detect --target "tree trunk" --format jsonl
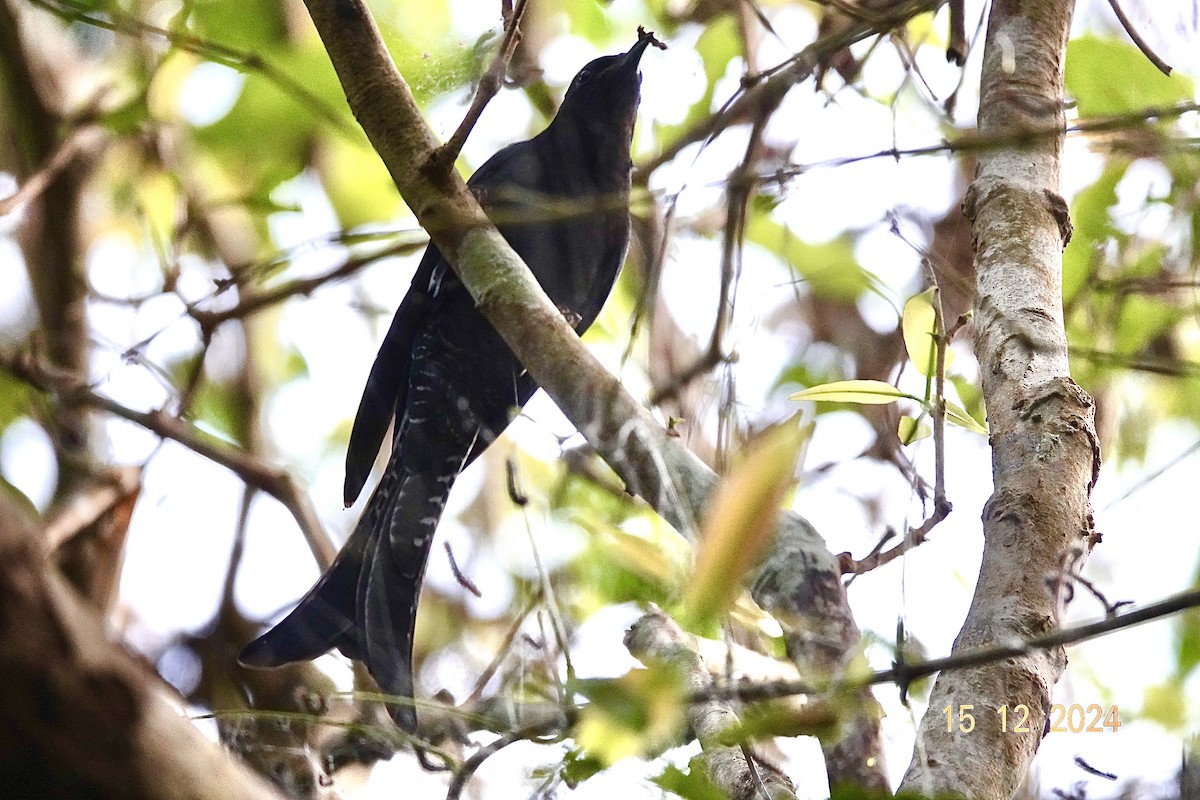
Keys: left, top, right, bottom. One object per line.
{"left": 899, "top": 1, "right": 1103, "bottom": 798}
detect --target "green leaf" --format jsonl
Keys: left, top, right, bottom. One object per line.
{"left": 1141, "top": 679, "right": 1187, "bottom": 730}
{"left": 1062, "top": 163, "right": 1126, "bottom": 304}
{"left": 790, "top": 380, "right": 915, "bottom": 405}
{"left": 652, "top": 763, "right": 727, "bottom": 800}
{"left": 1115, "top": 292, "right": 1182, "bottom": 356}
{"left": 560, "top": 749, "right": 605, "bottom": 788}
{"left": 319, "top": 137, "right": 403, "bottom": 228}
{"left": 681, "top": 419, "right": 808, "bottom": 631}
{"left": 188, "top": 0, "right": 289, "bottom": 51}
{"left": 0, "top": 373, "right": 32, "bottom": 432}
{"left": 944, "top": 400, "right": 988, "bottom": 435}
{"left": 1066, "top": 36, "right": 1194, "bottom": 117}
{"left": 656, "top": 17, "right": 739, "bottom": 155}
{"left": 898, "top": 415, "right": 931, "bottom": 445}
{"left": 901, "top": 288, "right": 954, "bottom": 377}
{"left": 746, "top": 217, "right": 870, "bottom": 301}
{"left": 571, "top": 668, "right": 687, "bottom": 765}
{"left": 1178, "top": 607, "right": 1200, "bottom": 677}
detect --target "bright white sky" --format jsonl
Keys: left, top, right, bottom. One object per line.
{"left": 1, "top": 0, "right": 1198, "bottom": 797}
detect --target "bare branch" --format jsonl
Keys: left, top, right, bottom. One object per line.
{"left": 1, "top": 351, "right": 337, "bottom": 569}
{"left": 696, "top": 584, "right": 1200, "bottom": 704}
{"left": 0, "top": 125, "right": 105, "bottom": 215}
{"left": 429, "top": 0, "right": 531, "bottom": 170}
{"left": 626, "top": 606, "right": 799, "bottom": 800}
{"left": 0, "top": 491, "right": 287, "bottom": 800}
{"left": 1105, "top": 0, "right": 1172, "bottom": 75}
{"left": 191, "top": 238, "right": 424, "bottom": 335}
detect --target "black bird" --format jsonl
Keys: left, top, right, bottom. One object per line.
{"left": 240, "top": 31, "right": 657, "bottom": 733}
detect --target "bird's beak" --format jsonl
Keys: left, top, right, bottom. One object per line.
{"left": 615, "top": 34, "right": 653, "bottom": 75}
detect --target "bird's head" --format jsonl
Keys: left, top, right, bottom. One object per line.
{"left": 556, "top": 28, "right": 664, "bottom": 142}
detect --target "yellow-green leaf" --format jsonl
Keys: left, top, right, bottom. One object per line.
{"left": 572, "top": 668, "right": 686, "bottom": 765}
{"left": 1066, "top": 36, "right": 1194, "bottom": 117}
{"left": 898, "top": 415, "right": 932, "bottom": 445}
{"left": 790, "top": 380, "right": 915, "bottom": 405}
{"left": 901, "top": 288, "right": 953, "bottom": 377}
{"left": 681, "top": 419, "right": 808, "bottom": 630}
{"left": 945, "top": 400, "right": 988, "bottom": 435}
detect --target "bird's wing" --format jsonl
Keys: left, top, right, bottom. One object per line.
{"left": 343, "top": 142, "right": 546, "bottom": 507}
{"left": 343, "top": 246, "right": 442, "bottom": 506}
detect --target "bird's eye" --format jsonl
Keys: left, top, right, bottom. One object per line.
{"left": 576, "top": 67, "right": 595, "bottom": 84}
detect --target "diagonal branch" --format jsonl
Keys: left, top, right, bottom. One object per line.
{"left": 429, "top": 0, "right": 531, "bottom": 170}
{"left": 0, "top": 351, "right": 337, "bottom": 569}
{"left": 1105, "top": 0, "right": 1172, "bottom": 76}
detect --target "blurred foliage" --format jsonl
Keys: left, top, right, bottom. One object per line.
{"left": 3, "top": 0, "right": 1200, "bottom": 795}
{"left": 571, "top": 665, "right": 688, "bottom": 765}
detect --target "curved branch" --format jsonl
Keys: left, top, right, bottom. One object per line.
{"left": 1, "top": 351, "right": 337, "bottom": 569}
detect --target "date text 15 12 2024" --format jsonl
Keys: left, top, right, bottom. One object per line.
{"left": 943, "top": 704, "right": 1121, "bottom": 734}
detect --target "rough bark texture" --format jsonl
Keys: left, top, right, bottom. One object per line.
{"left": 899, "top": 1, "right": 1101, "bottom": 798}
{"left": 625, "top": 607, "right": 798, "bottom": 800}
{"left": 752, "top": 526, "right": 889, "bottom": 791}
{"left": 0, "top": 492, "right": 286, "bottom": 800}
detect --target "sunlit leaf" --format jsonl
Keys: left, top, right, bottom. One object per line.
{"left": 746, "top": 217, "right": 870, "bottom": 301}
{"left": 732, "top": 697, "right": 841, "bottom": 742}
{"left": 944, "top": 400, "right": 988, "bottom": 435}
{"left": 1141, "top": 680, "right": 1187, "bottom": 730}
{"left": 1066, "top": 36, "right": 1194, "bottom": 117}
{"left": 1062, "top": 163, "right": 1125, "bottom": 304}
{"left": 560, "top": 749, "right": 605, "bottom": 788}
{"left": 898, "top": 415, "right": 932, "bottom": 445}
{"left": 319, "top": 136, "right": 403, "bottom": 228}
{"left": 572, "top": 668, "right": 687, "bottom": 765}
{"left": 790, "top": 380, "right": 915, "bottom": 405}
{"left": 682, "top": 419, "right": 808, "bottom": 630}
{"left": 901, "top": 288, "right": 953, "bottom": 377}
{"left": 1178, "top": 606, "right": 1200, "bottom": 677}
{"left": 652, "top": 763, "right": 726, "bottom": 800}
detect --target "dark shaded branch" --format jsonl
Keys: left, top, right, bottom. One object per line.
{"left": 1, "top": 0, "right": 92, "bottom": 493}
{"left": 1105, "top": 0, "right": 1172, "bottom": 75}
{"left": 0, "top": 491, "right": 287, "bottom": 800}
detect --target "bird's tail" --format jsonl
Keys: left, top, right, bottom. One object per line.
{"left": 239, "top": 441, "right": 465, "bottom": 733}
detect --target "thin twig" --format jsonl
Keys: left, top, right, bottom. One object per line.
{"left": 443, "top": 541, "right": 482, "bottom": 598}
{"left": 429, "top": 0, "right": 531, "bottom": 171}
{"left": 190, "top": 239, "right": 424, "bottom": 334}
{"left": 1105, "top": 0, "right": 1172, "bottom": 76}
{"left": 634, "top": 0, "right": 943, "bottom": 180}
{"left": 841, "top": 281, "right": 953, "bottom": 577}
{"left": 2, "top": 351, "right": 337, "bottom": 568}
{"left": 221, "top": 486, "right": 256, "bottom": 609}
{"left": 461, "top": 589, "right": 543, "bottom": 707}
{"left": 30, "top": 0, "right": 356, "bottom": 135}
{"left": 693, "top": 585, "right": 1200, "bottom": 703}
{"left": 648, "top": 346, "right": 733, "bottom": 406}
{"left": 760, "top": 101, "right": 1200, "bottom": 182}
{"left": 1048, "top": 566, "right": 1133, "bottom": 617}
{"left": 0, "top": 125, "right": 105, "bottom": 215}
{"left": 444, "top": 718, "right": 560, "bottom": 800}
